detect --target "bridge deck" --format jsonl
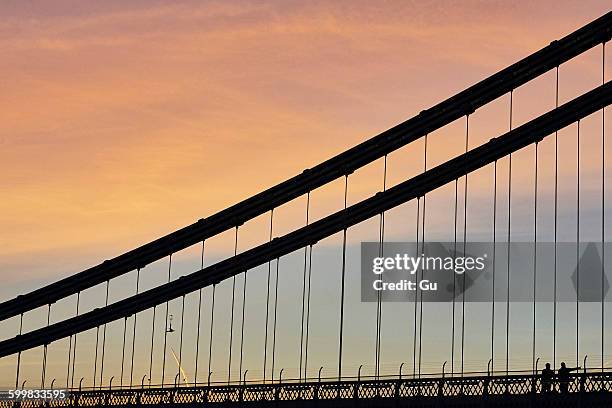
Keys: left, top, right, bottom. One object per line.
{"left": 3, "top": 372, "right": 612, "bottom": 407}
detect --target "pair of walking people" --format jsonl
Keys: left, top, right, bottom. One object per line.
{"left": 540, "top": 362, "right": 581, "bottom": 393}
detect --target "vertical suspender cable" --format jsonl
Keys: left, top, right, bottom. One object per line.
{"left": 194, "top": 243, "right": 205, "bottom": 383}
{"left": 66, "top": 292, "right": 76, "bottom": 388}
{"left": 99, "top": 280, "right": 110, "bottom": 388}
{"left": 208, "top": 284, "right": 216, "bottom": 382}
{"left": 338, "top": 175, "right": 349, "bottom": 381}
{"left": 461, "top": 116, "right": 469, "bottom": 377}
{"left": 93, "top": 282, "right": 108, "bottom": 388}
{"left": 376, "top": 156, "right": 388, "bottom": 379}
{"left": 553, "top": 67, "right": 559, "bottom": 369}
{"left": 506, "top": 91, "right": 513, "bottom": 376}
{"left": 602, "top": 41, "right": 607, "bottom": 372}
{"left": 120, "top": 316, "right": 128, "bottom": 387}
{"left": 161, "top": 255, "right": 173, "bottom": 385}
{"left": 228, "top": 227, "right": 239, "bottom": 384}
{"left": 66, "top": 317, "right": 73, "bottom": 386}
{"left": 178, "top": 294, "right": 186, "bottom": 385}
{"left": 271, "top": 257, "right": 280, "bottom": 382}
{"left": 263, "top": 210, "right": 274, "bottom": 383}
{"left": 66, "top": 292, "right": 80, "bottom": 388}
{"left": 299, "top": 193, "right": 311, "bottom": 382}
{"left": 129, "top": 268, "right": 140, "bottom": 388}
{"left": 66, "top": 335, "right": 72, "bottom": 388}
{"left": 93, "top": 326, "right": 100, "bottom": 387}
{"left": 148, "top": 306, "right": 156, "bottom": 387}
{"left": 15, "top": 313, "right": 23, "bottom": 388}
{"left": 418, "top": 137, "right": 428, "bottom": 377}
{"left": 413, "top": 197, "right": 420, "bottom": 378}
{"left": 491, "top": 160, "right": 497, "bottom": 373}
{"left": 41, "top": 304, "right": 51, "bottom": 388}
{"left": 451, "top": 181, "right": 458, "bottom": 375}
{"left": 238, "top": 261, "right": 250, "bottom": 379}
{"left": 577, "top": 120, "right": 581, "bottom": 368}
{"left": 532, "top": 141, "right": 539, "bottom": 373}
{"left": 304, "top": 244, "right": 314, "bottom": 379}
{"left": 70, "top": 292, "right": 80, "bottom": 388}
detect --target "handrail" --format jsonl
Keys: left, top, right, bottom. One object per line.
{"left": 0, "top": 12, "right": 609, "bottom": 322}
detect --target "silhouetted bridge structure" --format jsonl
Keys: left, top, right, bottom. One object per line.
{"left": 1, "top": 11, "right": 612, "bottom": 408}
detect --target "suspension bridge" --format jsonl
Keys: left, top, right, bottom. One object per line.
{"left": 1, "top": 11, "right": 612, "bottom": 407}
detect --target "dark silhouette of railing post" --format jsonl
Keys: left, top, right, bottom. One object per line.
{"left": 105, "top": 377, "right": 113, "bottom": 406}
{"left": 315, "top": 367, "right": 322, "bottom": 401}
{"left": 396, "top": 363, "right": 405, "bottom": 399}
{"left": 76, "top": 377, "right": 84, "bottom": 408}
{"left": 439, "top": 361, "right": 447, "bottom": 397}
{"left": 275, "top": 369, "right": 283, "bottom": 401}
{"left": 173, "top": 373, "right": 180, "bottom": 403}
{"left": 139, "top": 375, "right": 147, "bottom": 405}
{"left": 239, "top": 370, "right": 247, "bottom": 402}
{"left": 484, "top": 359, "right": 492, "bottom": 397}
{"left": 46, "top": 378, "right": 55, "bottom": 408}
{"left": 205, "top": 372, "right": 212, "bottom": 403}
{"left": 531, "top": 357, "right": 540, "bottom": 395}
{"left": 354, "top": 365, "right": 362, "bottom": 399}
{"left": 580, "top": 355, "right": 588, "bottom": 394}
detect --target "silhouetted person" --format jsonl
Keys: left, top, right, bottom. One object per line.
{"left": 541, "top": 363, "right": 554, "bottom": 393}
{"left": 558, "top": 362, "right": 580, "bottom": 394}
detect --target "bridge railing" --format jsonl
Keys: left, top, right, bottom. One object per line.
{"left": 2, "top": 371, "right": 612, "bottom": 407}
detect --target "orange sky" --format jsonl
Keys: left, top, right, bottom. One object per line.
{"left": 3, "top": 0, "right": 612, "bottom": 389}
{"left": 1, "top": 0, "right": 610, "bottom": 286}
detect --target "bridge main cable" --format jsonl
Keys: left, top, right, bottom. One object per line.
{"left": 0, "top": 12, "right": 609, "bottom": 322}
{"left": 0, "top": 81, "right": 610, "bottom": 358}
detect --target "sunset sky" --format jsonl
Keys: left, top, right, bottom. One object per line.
{"left": 1, "top": 0, "right": 612, "bottom": 388}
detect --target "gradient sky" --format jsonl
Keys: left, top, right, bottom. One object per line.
{"left": 1, "top": 0, "right": 612, "bottom": 388}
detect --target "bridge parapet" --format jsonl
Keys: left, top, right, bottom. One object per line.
{"left": 2, "top": 371, "right": 612, "bottom": 407}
